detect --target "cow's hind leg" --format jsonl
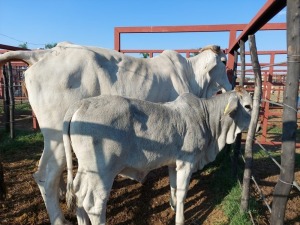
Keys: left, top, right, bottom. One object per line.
{"left": 83, "top": 174, "right": 114, "bottom": 225}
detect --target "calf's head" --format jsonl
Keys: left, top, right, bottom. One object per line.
{"left": 221, "top": 86, "right": 252, "bottom": 144}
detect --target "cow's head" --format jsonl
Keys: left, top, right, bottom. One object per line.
{"left": 194, "top": 45, "right": 232, "bottom": 98}
{"left": 221, "top": 86, "right": 252, "bottom": 144}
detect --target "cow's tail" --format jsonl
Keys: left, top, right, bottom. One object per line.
{"left": 63, "top": 102, "right": 83, "bottom": 212}
{"left": 0, "top": 49, "right": 51, "bottom": 67}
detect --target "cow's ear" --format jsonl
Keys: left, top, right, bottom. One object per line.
{"left": 223, "top": 95, "right": 238, "bottom": 116}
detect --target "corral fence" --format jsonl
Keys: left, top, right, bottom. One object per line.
{"left": 0, "top": 49, "right": 28, "bottom": 101}
{"left": 112, "top": 0, "right": 299, "bottom": 224}
{"left": 114, "top": 24, "right": 299, "bottom": 148}
{"left": 0, "top": 0, "right": 299, "bottom": 224}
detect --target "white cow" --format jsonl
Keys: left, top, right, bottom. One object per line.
{"left": 63, "top": 86, "right": 252, "bottom": 225}
{"left": 0, "top": 42, "right": 231, "bottom": 224}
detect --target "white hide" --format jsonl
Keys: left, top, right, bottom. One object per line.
{"left": 0, "top": 42, "right": 231, "bottom": 224}
{"left": 63, "top": 87, "right": 252, "bottom": 225}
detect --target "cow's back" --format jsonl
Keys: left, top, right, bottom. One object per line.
{"left": 25, "top": 43, "right": 189, "bottom": 130}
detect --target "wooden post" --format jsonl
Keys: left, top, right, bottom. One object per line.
{"left": 270, "top": 0, "right": 299, "bottom": 224}
{"left": 241, "top": 35, "right": 262, "bottom": 212}
{"left": 8, "top": 63, "right": 15, "bottom": 139}
{"left": 2, "top": 65, "right": 10, "bottom": 132}
{"left": 231, "top": 50, "right": 239, "bottom": 177}
{"left": 233, "top": 40, "right": 246, "bottom": 177}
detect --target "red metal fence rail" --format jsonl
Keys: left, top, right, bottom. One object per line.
{"left": 114, "top": 23, "right": 298, "bottom": 146}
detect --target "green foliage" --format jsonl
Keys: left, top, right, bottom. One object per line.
{"left": 45, "top": 43, "right": 57, "bottom": 49}
{"left": 15, "top": 102, "right": 32, "bottom": 113}
{"left": 140, "top": 53, "right": 150, "bottom": 58}
{"left": 201, "top": 147, "right": 260, "bottom": 225}
{"left": 0, "top": 102, "right": 31, "bottom": 115}
{"left": 267, "top": 125, "right": 282, "bottom": 134}
{"left": 221, "top": 185, "right": 252, "bottom": 225}
{"left": 18, "top": 42, "right": 28, "bottom": 49}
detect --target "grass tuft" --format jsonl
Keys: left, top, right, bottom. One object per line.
{"left": 0, "top": 129, "right": 43, "bottom": 156}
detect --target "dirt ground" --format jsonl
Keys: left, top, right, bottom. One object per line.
{"left": 0, "top": 105, "right": 299, "bottom": 225}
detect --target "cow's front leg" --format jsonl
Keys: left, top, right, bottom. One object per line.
{"left": 175, "top": 160, "right": 193, "bottom": 225}
{"left": 168, "top": 165, "right": 177, "bottom": 210}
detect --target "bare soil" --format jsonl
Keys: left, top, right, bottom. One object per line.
{"left": 0, "top": 106, "right": 299, "bottom": 225}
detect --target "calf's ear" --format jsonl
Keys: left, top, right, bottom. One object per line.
{"left": 223, "top": 95, "right": 238, "bottom": 116}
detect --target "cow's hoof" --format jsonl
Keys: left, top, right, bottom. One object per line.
{"left": 169, "top": 199, "right": 176, "bottom": 211}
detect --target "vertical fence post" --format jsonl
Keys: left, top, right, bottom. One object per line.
{"left": 261, "top": 73, "right": 272, "bottom": 143}
{"left": 231, "top": 50, "right": 239, "bottom": 177}
{"left": 7, "top": 62, "right": 15, "bottom": 139}
{"left": 241, "top": 34, "right": 262, "bottom": 212}
{"left": 270, "top": 0, "right": 299, "bottom": 224}
{"left": 2, "top": 65, "right": 10, "bottom": 132}
{"left": 233, "top": 40, "right": 246, "bottom": 177}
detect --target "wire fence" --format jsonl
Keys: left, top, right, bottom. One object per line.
{"left": 232, "top": 93, "right": 300, "bottom": 224}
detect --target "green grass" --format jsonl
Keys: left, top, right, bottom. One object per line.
{"left": 0, "top": 102, "right": 31, "bottom": 114}
{"left": 201, "top": 147, "right": 261, "bottom": 225}
{"left": 0, "top": 129, "right": 43, "bottom": 156}
{"left": 267, "top": 125, "right": 282, "bottom": 134}
{"left": 15, "top": 102, "right": 31, "bottom": 113}
{"left": 222, "top": 185, "right": 251, "bottom": 225}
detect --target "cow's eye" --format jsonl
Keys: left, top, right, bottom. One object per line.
{"left": 244, "top": 104, "right": 252, "bottom": 110}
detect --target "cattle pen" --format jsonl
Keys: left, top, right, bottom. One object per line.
{"left": 0, "top": 0, "right": 299, "bottom": 224}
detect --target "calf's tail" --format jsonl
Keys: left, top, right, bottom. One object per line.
{"left": 63, "top": 103, "right": 82, "bottom": 212}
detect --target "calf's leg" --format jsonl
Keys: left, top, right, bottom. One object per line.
{"left": 74, "top": 170, "right": 90, "bottom": 225}
{"left": 83, "top": 175, "right": 114, "bottom": 225}
{"left": 168, "top": 165, "right": 177, "bottom": 210}
{"left": 175, "top": 161, "right": 193, "bottom": 225}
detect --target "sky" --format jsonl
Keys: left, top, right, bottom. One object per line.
{"left": 0, "top": 0, "right": 287, "bottom": 63}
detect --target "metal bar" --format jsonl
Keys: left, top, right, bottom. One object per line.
{"left": 120, "top": 49, "right": 200, "bottom": 54}
{"left": 228, "top": 0, "right": 287, "bottom": 53}
{"left": 115, "top": 24, "right": 247, "bottom": 34}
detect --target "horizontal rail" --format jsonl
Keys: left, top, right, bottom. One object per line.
{"left": 115, "top": 24, "right": 248, "bottom": 34}
{"left": 228, "top": 0, "right": 287, "bottom": 53}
